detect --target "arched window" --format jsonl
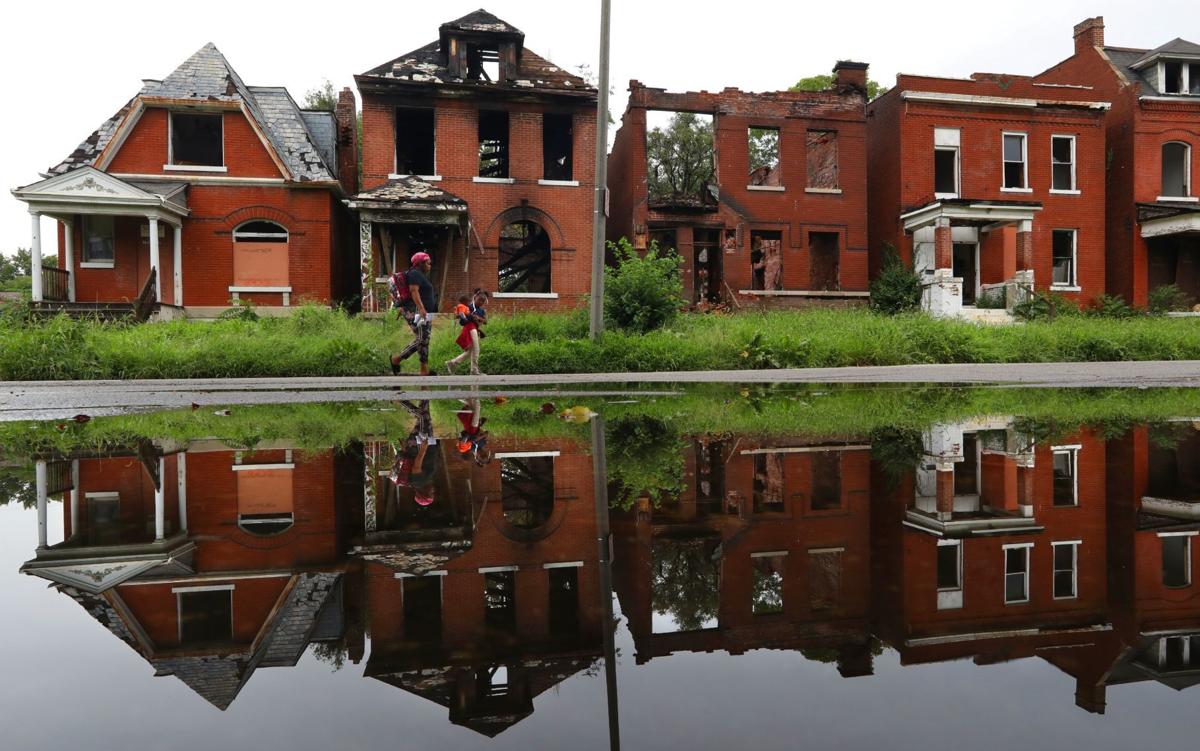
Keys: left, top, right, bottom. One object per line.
{"left": 1162, "top": 142, "right": 1192, "bottom": 198}
{"left": 501, "top": 455, "right": 555, "bottom": 530}
{"left": 233, "top": 220, "right": 288, "bottom": 242}
{"left": 232, "top": 220, "right": 289, "bottom": 290}
{"left": 498, "top": 220, "right": 551, "bottom": 294}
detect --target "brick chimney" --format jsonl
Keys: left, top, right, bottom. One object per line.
{"left": 334, "top": 87, "right": 358, "bottom": 196}
{"left": 1074, "top": 17, "right": 1105, "bottom": 54}
{"left": 833, "top": 61, "right": 870, "bottom": 93}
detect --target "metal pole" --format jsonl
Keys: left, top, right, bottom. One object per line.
{"left": 590, "top": 415, "right": 620, "bottom": 750}
{"left": 589, "top": 0, "right": 612, "bottom": 339}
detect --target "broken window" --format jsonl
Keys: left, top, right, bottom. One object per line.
{"left": 501, "top": 455, "right": 554, "bottom": 529}
{"left": 478, "top": 110, "right": 510, "bottom": 178}
{"left": 484, "top": 571, "right": 517, "bottom": 632}
{"left": 645, "top": 111, "right": 714, "bottom": 200}
{"left": 1165, "top": 61, "right": 1185, "bottom": 94}
{"left": 403, "top": 575, "right": 442, "bottom": 642}
{"left": 1052, "top": 229, "right": 1077, "bottom": 287}
{"left": 750, "top": 230, "right": 783, "bottom": 291}
{"left": 751, "top": 553, "right": 786, "bottom": 615}
{"left": 543, "top": 113, "right": 574, "bottom": 181}
{"left": 1002, "top": 133, "right": 1027, "bottom": 189}
{"left": 1162, "top": 534, "right": 1192, "bottom": 588}
{"left": 170, "top": 112, "right": 223, "bottom": 167}
{"left": 934, "top": 128, "right": 960, "bottom": 197}
{"left": 395, "top": 108, "right": 435, "bottom": 176}
{"left": 651, "top": 539, "right": 719, "bottom": 633}
{"left": 1162, "top": 142, "right": 1191, "bottom": 197}
{"left": 810, "top": 451, "right": 842, "bottom": 510}
{"left": 806, "top": 130, "right": 838, "bottom": 189}
{"left": 498, "top": 220, "right": 552, "bottom": 293}
{"left": 752, "top": 452, "right": 785, "bottom": 512}
{"left": 82, "top": 215, "right": 115, "bottom": 265}
{"left": 955, "top": 433, "right": 979, "bottom": 497}
{"left": 178, "top": 589, "right": 233, "bottom": 645}
{"left": 1053, "top": 542, "right": 1079, "bottom": 599}
{"left": 748, "top": 127, "right": 781, "bottom": 186}
{"left": 1004, "top": 545, "right": 1030, "bottom": 604}
{"left": 808, "top": 232, "right": 840, "bottom": 291}
{"left": 1052, "top": 447, "right": 1079, "bottom": 506}
{"left": 548, "top": 566, "right": 579, "bottom": 636}
{"left": 1052, "top": 135, "right": 1076, "bottom": 191}
{"left": 937, "top": 540, "right": 962, "bottom": 591}
{"left": 466, "top": 43, "right": 501, "bottom": 82}
{"left": 1192, "top": 64, "right": 1200, "bottom": 95}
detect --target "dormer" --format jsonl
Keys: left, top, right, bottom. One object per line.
{"left": 1131, "top": 39, "right": 1200, "bottom": 95}
{"left": 439, "top": 9, "right": 525, "bottom": 84}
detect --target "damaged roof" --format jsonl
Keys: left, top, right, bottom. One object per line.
{"left": 49, "top": 43, "right": 338, "bottom": 183}
{"left": 440, "top": 8, "right": 523, "bottom": 37}
{"left": 351, "top": 176, "right": 467, "bottom": 208}
{"left": 1105, "top": 39, "right": 1200, "bottom": 95}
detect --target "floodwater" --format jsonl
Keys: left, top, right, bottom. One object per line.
{"left": 2, "top": 391, "right": 1200, "bottom": 750}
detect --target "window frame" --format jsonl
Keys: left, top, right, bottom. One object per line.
{"left": 1160, "top": 531, "right": 1196, "bottom": 589}
{"left": 1050, "top": 444, "right": 1081, "bottom": 506}
{"left": 1160, "top": 141, "right": 1193, "bottom": 200}
{"left": 1050, "top": 229, "right": 1078, "bottom": 289}
{"left": 1003, "top": 542, "right": 1033, "bottom": 604}
{"left": 392, "top": 106, "right": 439, "bottom": 180}
{"left": 936, "top": 539, "right": 963, "bottom": 592}
{"left": 1001, "top": 132, "right": 1030, "bottom": 192}
{"left": 80, "top": 215, "right": 116, "bottom": 268}
{"left": 804, "top": 129, "right": 840, "bottom": 192}
{"left": 166, "top": 110, "right": 226, "bottom": 171}
{"left": 173, "top": 584, "right": 234, "bottom": 645}
{"left": 933, "top": 127, "right": 961, "bottom": 199}
{"left": 747, "top": 125, "right": 783, "bottom": 191}
{"left": 1052, "top": 540, "right": 1080, "bottom": 600}
{"left": 542, "top": 112, "right": 575, "bottom": 183}
{"left": 1050, "top": 135, "right": 1078, "bottom": 193}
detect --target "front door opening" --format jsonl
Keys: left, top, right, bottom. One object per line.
{"left": 693, "top": 228, "right": 723, "bottom": 304}
{"left": 952, "top": 242, "right": 978, "bottom": 305}
{"left": 809, "top": 232, "right": 839, "bottom": 291}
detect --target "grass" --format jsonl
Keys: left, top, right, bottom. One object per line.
{"left": 3, "top": 304, "right": 1200, "bottom": 380}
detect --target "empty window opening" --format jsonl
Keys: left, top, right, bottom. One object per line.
{"left": 956, "top": 433, "right": 980, "bottom": 497}
{"left": 170, "top": 112, "right": 223, "bottom": 167}
{"left": 543, "top": 113, "right": 574, "bottom": 181}
{"left": 693, "top": 228, "right": 723, "bottom": 304}
{"left": 498, "top": 220, "right": 552, "bottom": 293}
{"left": 1052, "top": 135, "right": 1076, "bottom": 191}
{"left": 748, "top": 127, "right": 781, "bottom": 186}
{"left": 694, "top": 439, "right": 726, "bottom": 505}
{"left": 651, "top": 540, "right": 719, "bottom": 633}
{"left": 1003, "top": 133, "right": 1027, "bottom": 189}
{"left": 83, "top": 215, "right": 115, "bottom": 265}
{"left": 403, "top": 575, "right": 442, "bottom": 642}
{"left": 752, "top": 452, "right": 785, "bottom": 512}
{"left": 806, "top": 130, "right": 839, "bottom": 189}
{"left": 1053, "top": 542, "right": 1079, "bottom": 599}
{"left": 501, "top": 455, "right": 554, "bottom": 529}
{"left": 1192, "top": 64, "right": 1200, "bottom": 95}
{"left": 1004, "top": 545, "right": 1030, "bottom": 604}
{"left": 1162, "top": 534, "right": 1192, "bottom": 588}
{"left": 484, "top": 571, "right": 517, "bottom": 632}
{"left": 809, "top": 232, "right": 840, "bottom": 291}
{"left": 395, "top": 108, "right": 435, "bottom": 176}
{"left": 478, "top": 110, "right": 510, "bottom": 178}
{"left": 178, "top": 589, "right": 233, "bottom": 645}
{"left": 1052, "top": 448, "right": 1079, "bottom": 506}
{"left": 937, "top": 541, "right": 962, "bottom": 591}
{"left": 934, "top": 128, "right": 960, "bottom": 197}
{"left": 548, "top": 566, "right": 580, "bottom": 636}
{"left": 645, "top": 110, "right": 714, "bottom": 200}
{"left": 1052, "top": 229, "right": 1077, "bottom": 287}
{"left": 466, "top": 44, "right": 502, "bottom": 82}
{"left": 751, "top": 554, "right": 786, "bottom": 615}
{"left": 1162, "top": 142, "right": 1191, "bottom": 197}
{"left": 1165, "top": 61, "right": 1185, "bottom": 94}
{"left": 811, "top": 451, "right": 842, "bottom": 510}
{"left": 750, "top": 230, "right": 783, "bottom": 291}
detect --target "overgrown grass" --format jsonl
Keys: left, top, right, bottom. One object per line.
{"left": 3, "top": 305, "right": 1200, "bottom": 380}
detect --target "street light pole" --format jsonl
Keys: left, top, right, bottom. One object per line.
{"left": 589, "top": 0, "right": 612, "bottom": 339}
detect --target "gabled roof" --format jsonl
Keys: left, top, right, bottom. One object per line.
{"left": 1105, "top": 39, "right": 1200, "bottom": 95}
{"left": 1131, "top": 38, "right": 1200, "bottom": 68}
{"left": 48, "top": 43, "right": 338, "bottom": 183}
{"left": 440, "top": 8, "right": 524, "bottom": 37}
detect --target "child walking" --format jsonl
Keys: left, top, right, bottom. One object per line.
{"left": 445, "top": 289, "right": 488, "bottom": 375}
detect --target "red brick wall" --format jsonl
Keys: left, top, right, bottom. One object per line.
{"left": 106, "top": 107, "right": 283, "bottom": 178}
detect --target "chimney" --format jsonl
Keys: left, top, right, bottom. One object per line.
{"left": 1074, "top": 17, "right": 1105, "bottom": 54}
{"left": 833, "top": 60, "right": 870, "bottom": 93}
{"left": 334, "top": 87, "right": 358, "bottom": 196}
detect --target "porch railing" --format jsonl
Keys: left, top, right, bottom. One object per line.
{"left": 132, "top": 267, "right": 158, "bottom": 322}
{"left": 41, "top": 266, "right": 69, "bottom": 302}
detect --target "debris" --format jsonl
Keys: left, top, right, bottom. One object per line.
{"left": 540, "top": 402, "right": 557, "bottom": 414}
{"left": 213, "top": 409, "right": 232, "bottom": 416}
{"left": 559, "top": 406, "right": 597, "bottom": 423}
{"left": 72, "top": 414, "right": 91, "bottom": 423}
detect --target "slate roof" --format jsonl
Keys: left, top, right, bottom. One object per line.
{"left": 1105, "top": 40, "right": 1200, "bottom": 95}
{"left": 349, "top": 176, "right": 469, "bottom": 212}
{"left": 49, "top": 44, "right": 338, "bottom": 183}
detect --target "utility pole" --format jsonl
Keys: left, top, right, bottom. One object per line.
{"left": 589, "top": 0, "right": 612, "bottom": 339}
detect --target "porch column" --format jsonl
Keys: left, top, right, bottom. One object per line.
{"left": 936, "top": 468, "right": 956, "bottom": 521}
{"left": 35, "top": 460, "right": 48, "bottom": 549}
{"left": 176, "top": 453, "right": 188, "bottom": 534}
{"left": 934, "top": 217, "right": 953, "bottom": 270}
{"left": 147, "top": 217, "right": 162, "bottom": 303}
{"left": 172, "top": 223, "right": 183, "bottom": 306}
{"left": 1016, "top": 454, "right": 1036, "bottom": 517}
{"left": 62, "top": 218, "right": 76, "bottom": 302}
{"left": 154, "top": 457, "right": 165, "bottom": 541}
{"left": 359, "top": 220, "right": 374, "bottom": 312}
{"left": 30, "top": 211, "right": 42, "bottom": 302}
{"left": 1016, "top": 220, "right": 1034, "bottom": 272}
{"left": 69, "top": 460, "right": 80, "bottom": 540}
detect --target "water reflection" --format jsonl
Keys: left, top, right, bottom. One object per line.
{"left": 10, "top": 406, "right": 1200, "bottom": 742}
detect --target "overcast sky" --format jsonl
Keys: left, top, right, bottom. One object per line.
{"left": 1, "top": 0, "right": 1192, "bottom": 258}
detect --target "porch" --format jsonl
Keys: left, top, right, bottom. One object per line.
{"left": 1140, "top": 202, "right": 1200, "bottom": 310}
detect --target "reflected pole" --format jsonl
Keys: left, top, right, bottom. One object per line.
{"left": 588, "top": 0, "right": 612, "bottom": 339}
{"left": 591, "top": 415, "right": 620, "bottom": 750}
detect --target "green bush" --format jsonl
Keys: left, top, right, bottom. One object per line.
{"left": 1089, "top": 294, "right": 1138, "bottom": 319}
{"left": 975, "top": 288, "right": 1007, "bottom": 309}
{"left": 1014, "top": 291, "right": 1079, "bottom": 321}
{"left": 1148, "top": 284, "right": 1192, "bottom": 315}
{"left": 603, "top": 237, "right": 684, "bottom": 333}
{"left": 869, "top": 245, "right": 922, "bottom": 315}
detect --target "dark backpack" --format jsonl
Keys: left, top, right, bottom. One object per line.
{"left": 388, "top": 269, "right": 411, "bottom": 308}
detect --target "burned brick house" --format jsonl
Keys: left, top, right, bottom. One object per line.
{"left": 12, "top": 44, "right": 358, "bottom": 318}
{"left": 606, "top": 64, "right": 871, "bottom": 307}
{"left": 352, "top": 10, "right": 598, "bottom": 314}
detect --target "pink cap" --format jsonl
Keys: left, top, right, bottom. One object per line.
{"left": 414, "top": 489, "right": 435, "bottom": 506}
{"left": 411, "top": 252, "right": 432, "bottom": 266}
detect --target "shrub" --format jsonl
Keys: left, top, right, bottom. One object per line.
{"left": 218, "top": 298, "right": 259, "bottom": 322}
{"left": 1014, "top": 291, "right": 1079, "bottom": 321}
{"left": 1148, "top": 284, "right": 1192, "bottom": 315}
{"left": 975, "top": 288, "right": 1007, "bottom": 309}
{"left": 1089, "top": 294, "right": 1137, "bottom": 319}
{"left": 603, "top": 237, "right": 683, "bottom": 333}
{"left": 869, "top": 245, "right": 922, "bottom": 314}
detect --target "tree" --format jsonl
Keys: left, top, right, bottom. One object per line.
{"left": 791, "top": 74, "right": 888, "bottom": 100}
{"left": 303, "top": 79, "right": 337, "bottom": 111}
{"left": 748, "top": 127, "right": 780, "bottom": 173}
{"left": 0, "top": 248, "right": 54, "bottom": 291}
{"left": 646, "top": 112, "right": 714, "bottom": 199}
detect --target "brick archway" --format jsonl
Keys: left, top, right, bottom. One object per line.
{"left": 219, "top": 205, "right": 303, "bottom": 235}
{"left": 482, "top": 204, "right": 567, "bottom": 249}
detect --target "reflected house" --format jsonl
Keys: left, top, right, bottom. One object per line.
{"left": 872, "top": 419, "right": 1118, "bottom": 711}
{"left": 354, "top": 433, "right": 604, "bottom": 737}
{"left": 611, "top": 437, "right": 875, "bottom": 676}
{"left": 20, "top": 442, "right": 355, "bottom": 710}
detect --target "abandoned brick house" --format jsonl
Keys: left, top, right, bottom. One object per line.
{"left": 866, "top": 67, "right": 1109, "bottom": 318}
{"left": 1034, "top": 18, "right": 1200, "bottom": 307}
{"left": 12, "top": 44, "right": 358, "bottom": 318}
{"left": 351, "top": 10, "right": 598, "bottom": 314}
{"left": 606, "top": 63, "right": 871, "bottom": 307}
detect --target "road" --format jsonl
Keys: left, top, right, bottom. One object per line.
{"left": 2, "top": 360, "right": 1200, "bottom": 421}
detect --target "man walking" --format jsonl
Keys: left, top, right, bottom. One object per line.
{"left": 391, "top": 251, "right": 438, "bottom": 376}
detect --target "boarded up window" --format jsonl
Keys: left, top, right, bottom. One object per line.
{"left": 808, "top": 549, "right": 843, "bottom": 611}
{"left": 752, "top": 452, "right": 785, "bottom": 512}
{"left": 808, "top": 232, "right": 839, "bottom": 291}
{"left": 806, "top": 130, "right": 838, "bottom": 189}
{"left": 233, "top": 221, "right": 289, "bottom": 288}
{"left": 237, "top": 467, "right": 294, "bottom": 535}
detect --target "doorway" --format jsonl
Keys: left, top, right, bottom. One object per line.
{"left": 952, "top": 242, "right": 978, "bottom": 305}
{"left": 693, "top": 228, "right": 723, "bottom": 304}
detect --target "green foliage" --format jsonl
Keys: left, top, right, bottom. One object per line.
{"left": 651, "top": 539, "right": 719, "bottom": 631}
{"left": 605, "top": 414, "right": 685, "bottom": 511}
{"left": 646, "top": 112, "right": 714, "bottom": 199}
{"left": 302, "top": 79, "right": 337, "bottom": 111}
{"left": 869, "top": 427, "right": 926, "bottom": 488}
{"left": 218, "top": 297, "right": 260, "bottom": 322}
{"left": 975, "top": 288, "right": 1007, "bottom": 310}
{"left": 1014, "top": 290, "right": 1079, "bottom": 321}
{"left": 603, "top": 237, "right": 683, "bottom": 333}
{"left": 1148, "top": 284, "right": 1192, "bottom": 315}
{"left": 869, "top": 245, "right": 922, "bottom": 314}
{"left": 791, "top": 74, "right": 888, "bottom": 100}
{"left": 1089, "top": 294, "right": 1137, "bottom": 319}
{"left": 748, "top": 127, "right": 780, "bottom": 173}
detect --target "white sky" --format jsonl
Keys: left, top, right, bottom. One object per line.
{"left": 1, "top": 0, "right": 1192, "bottom": 258}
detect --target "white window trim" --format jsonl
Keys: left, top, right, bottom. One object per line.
{"left": 936, "top": 538, "right": 963, "bottom": 592}
{"left": 81, "top": 215, "right": 116, "bottom": 267}
{"left": 1158, "top": 60, "right": 1199, "bottom": 96}
{"left": 1161, "top": 141, "right": 1193, "bottom": 199}
{"left": 1003, "top": 542, "right": 1033, "bottom": 604}
{"left": 804, "top": 187, "right": 842, "bottom": 194}
{"left": 230, "top": 463, "right": 294, "bottom": 471}
{"left": 1050, "top": 134, "right": 1077, "bottom": 193}
{"left": 491, "top": 292, "right": 559, "bottom": 299}
{"left": 1050, "top": 229, "right": 1079, "bottom": 289}
{"left": 389, "top": 174, "right": 443, "bottom": 182}
{"left": 495, "top": 450, "right": 561, "bottom": 459}
{"left": 167, "top": 110, "right": 225, "bottom": 169}
{"left": 1158, "top": 532, "right": 1195, "bottom": 588}
{"left": 473, "top": 176, "right": 516, "bottom": 184}
{"left": 479, "top": 565, "right": 519, "bottom": 573}
{"left": 543, "top": 561, "right": 585, "bottom": 569}
{"left": 538, "top": 179, "right": 580, "bottom": 187}
{"left": 393, "top": 106, "right": 438, "bottom": 177}
{"left": 172, "top": 584, "right": 235, "bottom": 594}
{"left": 934, "top": 146, "right": 960, "bottom": 199}
{"left": 1001, "top": 131, "right": 1029, "bottom": 192}
{"left": 748, "top": 185, "right": 786, "bottom": 192}
{"left": 750, "top": 550, "right": 789, "bottom": 558}
{"left": 1052, "top": 540, "right": 1081, "bottom": 600}
{"left": 79, "top": 261, "right": 115, "bottom": 269}
{"left": 394, "top": 570, "right": 448, "bottom": 578}
{"left": 1051, "top": 445, "right": 1081, "bottom": 506}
